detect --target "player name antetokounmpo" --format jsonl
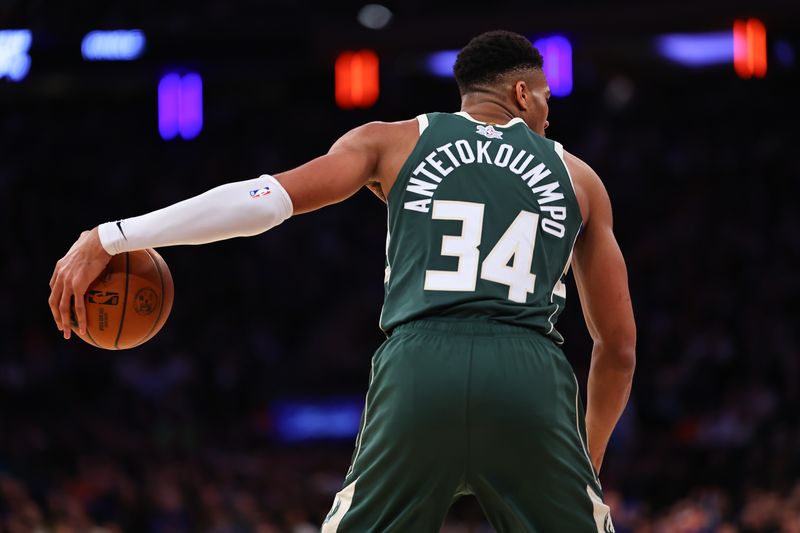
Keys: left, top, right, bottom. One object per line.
{"left": 402, "top": 138, "right": 570, "bottom": 238}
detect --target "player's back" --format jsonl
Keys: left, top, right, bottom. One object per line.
{"left": 380, "top": 112, "right": 582, "bottom": 343}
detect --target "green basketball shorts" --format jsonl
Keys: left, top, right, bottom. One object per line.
{"left": 322, "top": 319, "right": 614, "bottom": 533}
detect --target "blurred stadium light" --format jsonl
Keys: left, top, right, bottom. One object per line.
{"left": 533, "top": 35, "right": 573, "bottom": 97}
{"left": 158, "top": 74, "right": 181, "bottom": 140}
{"left": 426, "top": 50, "right": 458, "bottom": 78}
{"left": 656, "top": 32, "right": 733, "bottom": 66}
{"left": 734, "top": 18, "right": 767, "bottom": 78}
{"left": 178, "top": 73, "right": 203, "bottom": 139}
{"left": 657, "top": 20, "right": 768, "bottom": 78}
{"left": 0, "top": 29, "right": 32, "bottom": 82}
{"left": 81, "top": 30, "right": 145, "bottom": 61}
{"left": 335, "top": 50, "right": 380, "bottom": 109}
{"left": 357, "top": 4, "right": 393, "bottom": 30}
{"left": 774, "top": 40, "right": 795, "bottom": 67}
{"left": 426, "top": 38, "right": 573, "bottom": 97}
{"left": 273, "top": 398, "right": 363, "bottom": 442}
{"left": 158, "top": 72, "right": 203, "bottom": 140}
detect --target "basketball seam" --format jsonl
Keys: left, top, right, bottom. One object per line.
{"left": 72, "top": 304, "right": 101, "bottom": 348}
{"left": 135, "top": 249, "right": 165, "bottom": 347}
{"left": 113, "top": 252, "right": 130, "bottom": 350}
{"left": 84, "top": 324, "right": 100, "bottom": 348}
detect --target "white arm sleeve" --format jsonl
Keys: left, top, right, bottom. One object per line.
{"left": 97, "top": 174, "right": 293, "bottom": 255}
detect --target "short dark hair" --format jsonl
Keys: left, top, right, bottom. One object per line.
{"left": 453, "top": 30, "right": 543, "bottom": 94}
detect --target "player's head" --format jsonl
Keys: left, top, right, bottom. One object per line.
{"left": 454, "top": 30, "right": 550, "bottom": 134}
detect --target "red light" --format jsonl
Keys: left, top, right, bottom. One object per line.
{"left": 335, "top": 50, "right": 379, "bottom": 109}
{"left": 734, "top": 18, "right": 767, "bottom": 79}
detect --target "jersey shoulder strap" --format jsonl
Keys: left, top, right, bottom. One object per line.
{"left": 414, "top": 111, "right": 451, "bottom": 134}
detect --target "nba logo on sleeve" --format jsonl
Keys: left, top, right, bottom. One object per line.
{"left": 249, "top": 186, "right": 271, "bottom": 198}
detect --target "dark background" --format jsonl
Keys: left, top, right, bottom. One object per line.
{"left": 1, "top": 1, "right": 799, "bottom": 531}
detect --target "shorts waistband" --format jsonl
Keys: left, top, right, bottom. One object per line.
{"left": 392, "top": 318, "right": 545, "bottom": 338}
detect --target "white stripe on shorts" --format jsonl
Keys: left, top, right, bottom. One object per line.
{"left": 321, "top": 478, "right": 358, "bottom": 532}
{"left": 587, "top": 485, "right": 615, "bottom": 532}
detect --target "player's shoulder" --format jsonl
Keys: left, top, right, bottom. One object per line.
{"left": 343, "top": 117, "right": 424, "bottom": 149}
{"left": 562, "top": 149, "right": 606, "bottom": 191}
{"left": 353, "top": 117, "right": 420, "bottom": 134}
{"left": 561, "top": 149, "right": 608, "bottom": 224}
{"left": 562, "top": 150, "right": 596, "bottom": 180}
{"left": 329, "top": 118, "right": 417, "bottom": 154}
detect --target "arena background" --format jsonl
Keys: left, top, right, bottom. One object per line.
{"left": 2, "top": 1, "right": 799, "bottom": 531}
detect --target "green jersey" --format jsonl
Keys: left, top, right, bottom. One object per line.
{"left": 379, "top": 112, "right": 582, "bottom": 343}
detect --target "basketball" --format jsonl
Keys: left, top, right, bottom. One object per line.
{"left": 72, "top": 249, "right": 174, "bottom": 350}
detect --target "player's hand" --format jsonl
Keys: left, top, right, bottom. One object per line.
{"left": 48, "top": 227, "right": 112, "bottom": 340}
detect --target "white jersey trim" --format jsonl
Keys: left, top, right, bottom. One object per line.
{"left": 553, "top": 141, "right": 580, "bottom": 215}
{"left": 551, "top": 227, "right": 580, "bottom": 302}
{"left": 454, "top": 111, "right": 525, "bottom": 128}
{"left": 417, "top": 113, "right": 429, "bottom": 134}
{"left": 346, "top": 360, "right": 374, "bottom": 478}
{"left": 378, "top": 212, "right": 391, "bottom": 329}
{"left": 573, "top": 374, "right": 602, "bottom": 489}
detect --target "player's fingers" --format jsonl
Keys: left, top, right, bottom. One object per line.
{"left": 72, "top": 281, "right": 88, "bottom": 335}
{"left": 49, "top": 261, "right": 60, "bottom": 290}
{"left": 48, "top": 277, "right": 63, "bottom": 331}
{"left": 59, "top": 286, "right": 73, "bottom": 340}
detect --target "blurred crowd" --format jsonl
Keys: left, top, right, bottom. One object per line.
{"left": 1, "top": 36, "right": 799, "bottom": 532}
{"left": 3, "top": 454, "right": 800, "bottom": 532}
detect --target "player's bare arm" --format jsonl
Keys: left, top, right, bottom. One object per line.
{"left": 568, "top": 151, "right": 637, "bottom": 474}
{"left": 48, "top": 119, "right": 418, "bottom": 340}
{"left": 275, "top": 118, "right": 419, "bottom": 213}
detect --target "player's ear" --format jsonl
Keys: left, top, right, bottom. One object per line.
{"left": 514, "top": 80, "right": 529, "bottom": 111}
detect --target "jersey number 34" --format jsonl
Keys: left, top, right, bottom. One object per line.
{"left": 424, "top": 200, "right": 539, "bottom": 303}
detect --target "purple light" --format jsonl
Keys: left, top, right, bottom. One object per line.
{"left": 426, "top": 38, "right": 573, "bottom": 96}
{"left": 179, "top": 73, "right": 203, "bottom": 140}
{"left": 656, "top": 32, "right": 732, "bottom": 66}
{"left": 158, "top": 72, "right": 203, "bottom": 141}
{"left": 158, "top": 73, "right": 180, "bottom": 140}
{"left": 533, "top": 36, "right": 573, "bottom": 97}
{"left": 426, "top": 50, "right": 459, "bottom": 77}
{"left": 0, "top": 30, "right": 32, "bottom": 82}
{"left": 774, "top": 40, "right": 795, "bottom": 67}
{"left": 81, "top": 30, "right": 145, "bottom": 61}
{"left": 273, "top": 398, "right": 363, "bottom": 442}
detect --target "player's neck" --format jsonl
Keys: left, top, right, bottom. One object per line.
{"left": 460, "top": 93, "right": 519, "bottom": 126}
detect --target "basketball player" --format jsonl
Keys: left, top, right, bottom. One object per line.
{"left": 49, "top": 31, "right": 635, "bottom": 531}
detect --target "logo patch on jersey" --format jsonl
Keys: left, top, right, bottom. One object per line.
{"left": 476, "top": 124, "right": 503, "bottom": 139}
{"left": 249, "top": 186, "right": 271, "bottom": 198}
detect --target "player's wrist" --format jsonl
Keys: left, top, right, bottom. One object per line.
{"left": 89, "top": 226, "right": 114, "bottom": 259}
{"left": 97, "top": 221, "right": 126, "bottom": 255}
